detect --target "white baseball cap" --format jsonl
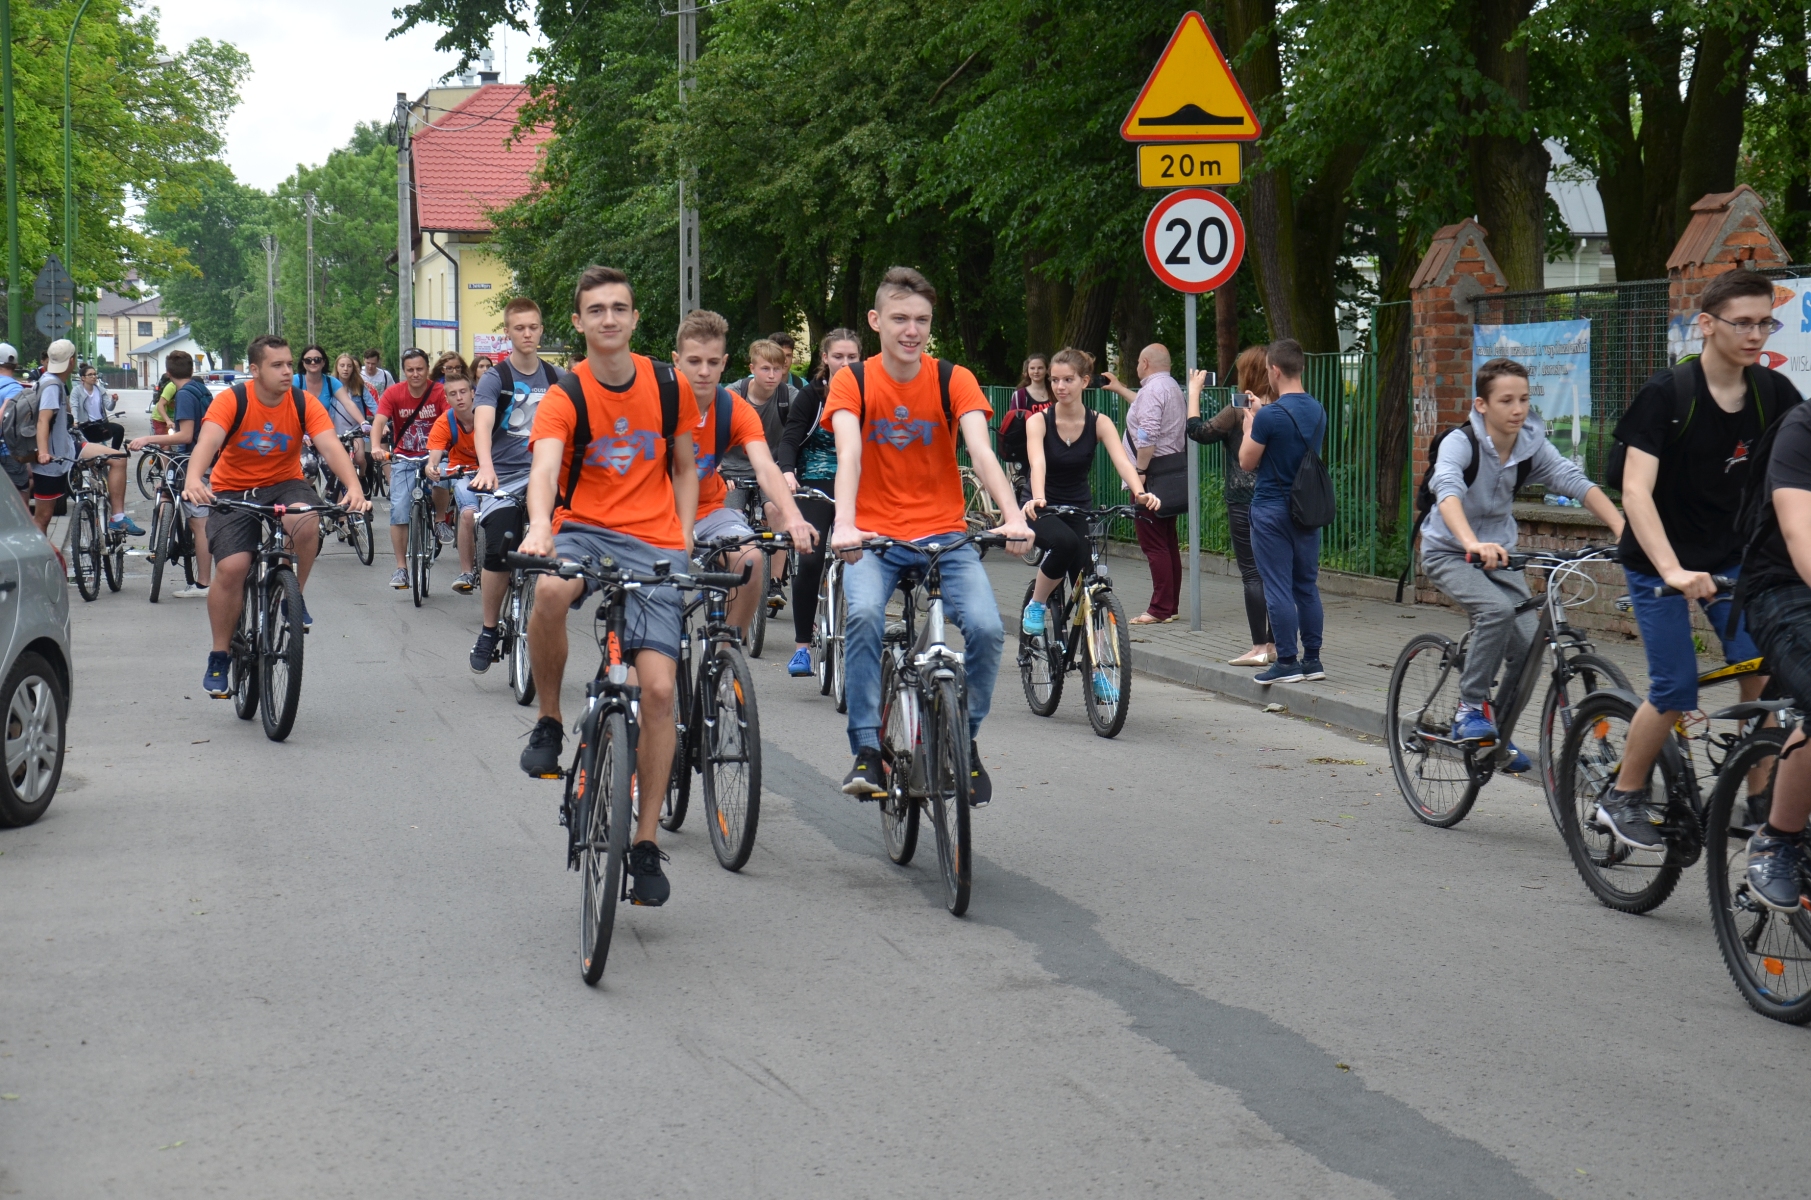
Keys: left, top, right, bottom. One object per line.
{"left": 0, "top": 343, "right": 16, "bottom": 367}
{"left": 46, "top": 339, "right": 75, "bottom": 373}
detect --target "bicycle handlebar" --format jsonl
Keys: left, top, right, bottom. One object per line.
{"left": 1465, "top": 545, "right": 1621, "bottom": 571}
{"left": 1037, "top": 503, "right": 1138, "bottom": 521}
{"left": 857, "top": 530, "right": 1009, "bottom": 557}
{"left": 504, "top": 551, "right": 751, "bottom": 592}
{"left": 211, "top": 498, "right": 351, "bottom": 518}
{"left": 791, "top": 486, "right": 834, "bottom": 503}
{"left": 697, "top": 530, "right": 793, "bottom": 553}
{"left": 1654, "top": 574, "right": 1737, "bottom": 598}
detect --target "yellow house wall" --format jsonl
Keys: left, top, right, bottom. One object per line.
{"left": 412, "top": 234, "right": 515, "bottom": 364}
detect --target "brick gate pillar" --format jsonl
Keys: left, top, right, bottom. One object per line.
{"left": 1409, "top": 218, "right": 1508, "bottom": 486}
{"left": 1667, "top": 185, "right": 1788, "bottom": 321}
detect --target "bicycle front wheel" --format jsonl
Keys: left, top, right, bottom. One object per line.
{"left": 1705, "top": 731, "right": 1811, "bottom": 1022}
{"left": 508, "top": 577, "right": 537, "bottom": 706}
{"left": 134, "top": 452, "right": 157, "bottom": 500}
{"left": 661, "top": 644, "right": 693, "bottom": 832}
{"left": 1538, "top": 651, "right": 1631, "bottom": 832}
{"left": 231, "top": 581, "right": 259, "bottom": 720}
{"left": 409, "top": 503, "right": 431, "bottom": 606}
{"left": 259, "top": 568, "right": 306, "bottom": 742}
{"left": 813, "top": 568, "right": 836, "bottom": 697}
{"left": 148, "top": 498, "right": 174, "bottom": 603}
{"left": 928, "top": 675, "right": 972, "bottom": 915}
{"left": 747, "top": 561, "right": 769, "bottom": 659}
{"left": 349, "top": 512, "right": 375, "bottom": 566}
{"left": 1082, "top": 587, "right": 1131, "bottom": 738}
{"left": 72, "top": 500, "right": 100, "bottom": 603}
{"left": 830, "top": 569, "right": 848, "bottom": 714}
{"left": 701, "top": 645, "right": 761, "bottom": 870}
{"left": 579, "top": 709, "right": 633, "bottom": 986}
{"left": 1018, "top": 580, "right": 1065, "bottom": 717}
{"left": 1385, "top": 633, "right": 1479, "bottom": 826}
{"left": 1556, "top": 689, "right": 1685, "bottom": 914}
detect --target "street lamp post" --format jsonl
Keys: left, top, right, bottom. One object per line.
{"left": 2, "top": 0, "right": 22, "bottom": 345}
{"left": 63, "top": 0, "right": 95, "bottom": 354}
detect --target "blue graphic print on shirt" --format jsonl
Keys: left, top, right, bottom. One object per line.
{"left": 869, "top": 404, "right": 936, "bottom": 451}
{"left": 237, "top": 422, "right": 293, "bottom": 456}
{"left": 583, "top": 414, "right": 661, "bottom": 476}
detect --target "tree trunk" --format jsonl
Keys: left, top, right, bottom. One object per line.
{"left": 752, "top": 274, "right": 781, "bottom": 339}
{"left": 1467, "top": 0, "right": 1548, "bottom": 292}
{"left": 1675, "top": 20, "right": 1755, "bottom": 234}
{"left": 1061, "top": 269, "right": 1117, "bottom": 370}
{"left": 838, "top": 254, "right": 865, "bottom": 341}
{"left": 1373, "top": 219, "right": 1419, "bottom": 536}
{"left": 1227, "top": 0, "right": 1296, "bottom": 341}
{"left": 1290, "top": 143, "right": 1364, "bottom": 352}
{"left": 1216, "top": 274, "right": 1240, "bottom": 383}
{"left": 1113, "top": 273, "right": 1156, "bottom": 376}
{"left": 1023, "top": 248, "right": 1071, "bottom": 356}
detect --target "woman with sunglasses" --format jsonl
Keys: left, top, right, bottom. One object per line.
{"left": 293, "top": 344, "right": 346, "bottom": 415}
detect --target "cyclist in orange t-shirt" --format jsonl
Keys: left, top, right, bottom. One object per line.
{"left": 672, "top": 309, "right": 816, "bottom": 642}
{"left": 824, "top": 266, "right": 1030, "bottom": 806}
{"left": 426, "top": 368, "right": 482, "bottom": 592}
{"left": 516, "top": 266, "right": 700, "bottom": 908}
{"left": 183, "top": 334, "right": 370, "bottom": 697}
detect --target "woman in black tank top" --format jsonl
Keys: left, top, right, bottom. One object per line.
{"left": 1019, "top": 348, "right": 1159, "bottom": 639}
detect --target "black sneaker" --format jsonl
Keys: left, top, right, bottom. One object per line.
{"left": 1596, "top": 788, "right": 1666, "bottom": 851}
{"left": 1300, "top": 657, "right": 1326, "bottom": 681}
{"left": 202, "top": 650, "right": 231, "bottom": 698}
{"left": 520, "top": 716, "right": 565, "bottom": 779}
{"left": 1745, "top": 830, "right": 1809, "bottom": 912}
{"left": 627, "top": 840, "right": 671, "bottom": 907}
{"left": 471, "top": 626, "right": 500, "bottom": 674}
{"left": 842, "top": 748, "right": 886, "bottom": 798}
{"left": 969, "top": 740, "right": 991, "bottom": 808}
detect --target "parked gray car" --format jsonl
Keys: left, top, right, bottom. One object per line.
{"left": 0, "top": 482, "right": 71, "bottom": 827}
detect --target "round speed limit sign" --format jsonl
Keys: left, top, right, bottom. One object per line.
{"left": 1142, "top": 188, "right": 1245, "bottom": 294}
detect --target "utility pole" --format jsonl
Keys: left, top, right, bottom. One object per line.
{"left": 62, "top": 0, "right": 94, "bottom": 357}
{"left": 304, "top": 191, "right": 317, "bottom": 344}
{"left": 261, "top": 234, "right": 278, "bottom": 334}
{"left": 676, "top": 0, "right": 700, "bottom": 319}
{"left": 1, "top": 0, "right": 21, "bottom": 345}
{"left": 396, "top": 93, "right": 413, "bottom": 360}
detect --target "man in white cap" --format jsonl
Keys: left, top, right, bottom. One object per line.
{"left": 29, "top": 338, "right": 136, "bottom": 538}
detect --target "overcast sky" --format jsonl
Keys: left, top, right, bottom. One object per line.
{"left": 154, "top": 1, "right": 546, "bottom": 192}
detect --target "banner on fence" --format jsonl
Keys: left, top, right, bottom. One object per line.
{"left": 1473, "top": 319, "right": 1591, "bottom": 458}
{"left": 1670, "top": 279, "right": 1811, "bottom": 397}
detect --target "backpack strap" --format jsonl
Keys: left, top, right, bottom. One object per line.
{"left": 713, "top": 386, "right": 734, "bottom": 463}
{"left": 653, "top": 361, "right": 681, "bottom": 472}
{"left": 554, "top": 370, "right": 591, "bottom": 510}
{"left": 225, "top": 382, "right": 251, "bottom": 446}
{"left": 291, "top": 386, "right": 308, "bottom": 435}
{"left": 1669, "top": 359, "right": 1698, "bottom": 439}
{"left": 445, "top": 408, "right": 460, "bottom": 450}
{"left": 850, "top": 359, "right": 957, "bottom": 432}
{"left": 852, "top": 361, "right": 866, "bottom": 426}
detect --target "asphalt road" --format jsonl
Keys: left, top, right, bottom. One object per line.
{"left": 4, "top": 421, "right": 1808, "bottom": 1197}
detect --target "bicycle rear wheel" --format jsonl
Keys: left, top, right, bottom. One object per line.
{"left": 661, "top": 647, "right": 693, "bottom": 832}
{"left": 747, "top": 557, "right": 769, "bottom": 658}
{"left": 1705, "top": 731, "right": 1811, "bottom": 1022}
{"left": 1538, "top": 651, "right": 1631, "bottom": 832}
{"left": 1082, "top": 587, "right": 1131, "bottom": 738}
{"left": 1386, "top": 633, "right": 1479, "bottom": 826}
{"left": 349, "top": 512, "right": 375, "bottom": 566}
{"left": 104, "top": 533, "right": 123, "bottom": 593}
{"left": 71, "top": 499, "right": 100, "bottom": 603}
{"left": 259, "top": 568, "right": 306, "bottom": 742}
{"left": 231, "top": 582, "right": 259, "bottom": 720}
{"left": 701, "top": 645, "right": 761, "bottom": 870}
{"left": 830, "top": 569, "right": 848, "bottom": 714}
{"left": 927, "top": 675, "right": 972, "bottom": 915}
{"left": 148, "top": 498, "right": 174, "bottom": 603}
{"left": 878, "top": 651, "right": 918, "bottom": 864}
{"left": 813, "top": 568, "right": 836, "bottom": 697}
{"left": 579, "top": 709, "right": 633, "bottom": 986}
{"left": 1556, "top": 690, "right": 1685, "bottom": 913}
{"left": 1018, "top": 580, "right": 1065, "bottom": 717}
{"left": 508, "top": 576, "right": 536, "bottom": 706}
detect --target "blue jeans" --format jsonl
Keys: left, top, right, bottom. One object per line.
{"left": 842, "top": 535, "right": 1004, "bottom": 753}
{"left": 1623, "top": 564, "right": 1759, "bottom": 712}
{"left": 1249, "top": 503, "right": 1323, "bottom": 661}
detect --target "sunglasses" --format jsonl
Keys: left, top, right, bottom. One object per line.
{"left": 302, "top": 356, "right": 325, "bottom": 365}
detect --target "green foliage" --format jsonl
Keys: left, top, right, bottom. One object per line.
{"left": 142, "top": 164, "right": 269, "bottom": 364}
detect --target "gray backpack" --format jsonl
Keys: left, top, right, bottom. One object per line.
{"left": 4, "top": 378, "right": 57, "bottom": 459}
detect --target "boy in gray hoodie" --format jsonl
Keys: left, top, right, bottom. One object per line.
{"left": 1420, "top": 358, "right": 1625, "bottom": 762}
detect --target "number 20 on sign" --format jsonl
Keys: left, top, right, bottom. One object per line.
{"left": 1143, "top": 188, "right": 1245, "bottom": 294}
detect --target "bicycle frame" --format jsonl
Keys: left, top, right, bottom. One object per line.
{"left": 875, "top": 538, "right": 979, "bottom": 797}
{"left": 1033, "top": 506, "right": 1132, "bottom": 677}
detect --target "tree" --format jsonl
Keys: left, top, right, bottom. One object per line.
{"left": 142, "top": 164, "right": 268, "bottom": 365}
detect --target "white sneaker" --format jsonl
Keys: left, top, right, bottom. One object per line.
{"left": 390, "top": 568, "right": 409, "bottom": 589}
{"left": 173, "top": 584, "right": 209, "bottom": 599}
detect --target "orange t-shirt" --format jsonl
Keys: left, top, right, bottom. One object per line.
{"left": 530, "top": 355, "right": 686, "bottom": 549}
{"left": 427, "top": 409, "right": 479, "bottom": 471}
{"left": 693, "top": 389, "right": 769, "bottom": 519}
{"left": 203, "top": 385, "right": 337, "bottom": 492}
{"left": 820, "top": 355, "right": 990, "bottom": 540}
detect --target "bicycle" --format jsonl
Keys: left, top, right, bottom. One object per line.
{"left": 471, "top": 483, "right": 536, "bottom": 705}
{"left": 658, "top": 531, "right": 779, "bottom": 871}
{"left": 213, "top": 498, "right": 347, "bottom": 743}
{"left": 795, "top": 487, "right": 848, "bottom": 712}
{"left": 61, "top": 452, "right": 130, "bottom": 602}
{"left": 960, "top": 465, "right": 1000, "bottom": 559}
{"left": 134, "top": 444, "right": 173, "bottom": 501}
{"left": 1386, "top": 546, "right": 1631, "bottom": 828}
{"left": 315, "top": 432, "right": 375, "bottom": 566}
{"left": 504, "top": 549, "right": 746, "bottom": 986}
{"left": 400, "top": 454, "right": 446, "bottom": 607}
{"left": 722, "top": 471, "right": 783, "bottom": 658}
{"left": 146, "top": 452, "right": 197, "bottom": 603}
{"left": 1556, "top": 575, "right": 1776, "bottom": 914}
{"left": 1015, "top": 505, "right": 1135, "bottom": 738}
{"left": 863, "top": 530, "right": 1007, "bottom": 916}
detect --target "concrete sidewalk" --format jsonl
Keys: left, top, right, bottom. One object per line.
{"left": 975, "top": 543, "right": 1689, "bottom": 738}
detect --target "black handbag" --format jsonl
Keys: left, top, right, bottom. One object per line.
{"left": 1281, "top": 405, "right": 1336, "bottom": 529}
{"left": 1142, "top": 450, "right": 1189, "bottom": 517}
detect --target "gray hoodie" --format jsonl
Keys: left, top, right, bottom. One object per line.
{"left": 1420, "top": 409, "right": 1596, "bottom": 558}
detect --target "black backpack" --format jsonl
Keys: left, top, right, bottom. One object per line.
{"left": 1604, "top": 357, "right": 1790, "bottom": 490}
{"left": 1394, "top": 422, "right": 1535, "bottom": 601}
{"left": 551, "top": 361, "right": 684, "bottom": 509}
{"left": 995, "top": 396, "right": 1048, "bottom": 467}
{"left": 1280, "top": 404, "right": 1336, "bottom": 529}
{"left": 1722, "top": 398, "right": 1807, "bottom": 637}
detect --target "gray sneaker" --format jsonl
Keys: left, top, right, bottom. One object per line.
{"left": 1596, "top": 788, "right": 1666, "bottom": 851}
{"left": 390, "top": 568, "right": 409, "bottom": 589}
{"left": 1745, "top": 830, "right": 1810, "bottom": 912}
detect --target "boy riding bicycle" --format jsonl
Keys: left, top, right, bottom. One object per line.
{"left": 1419, "top": 357, "right": 1625, "bottom": 770}
{"left": 825, "top": 266, "right": 1031, "bottom": 806}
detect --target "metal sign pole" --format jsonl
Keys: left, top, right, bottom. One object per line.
{"left": 1185, "top": 291, "right": 1200, "bottom": 632}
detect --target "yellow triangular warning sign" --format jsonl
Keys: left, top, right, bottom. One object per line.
{"left": 1121, "top": 11, "right": 1261, "bottom": 143}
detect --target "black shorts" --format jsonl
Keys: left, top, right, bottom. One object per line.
{"left": 479, "top": 501, "right": 526, "bottom": 573}
{"left": 29, "top": 470, "right": 68, "bottom": 500}
{"left": 1746, "top": 583, "right": 1811, "bottom": 711}
{"left": 205, "top": 479, "right": 325, "bottom": 562}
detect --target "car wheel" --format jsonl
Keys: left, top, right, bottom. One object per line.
{"left": 0, "top": 652, "right": 66, "bottom": 828}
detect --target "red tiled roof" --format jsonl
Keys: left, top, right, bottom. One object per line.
{"left": 412, "top": 85, "right": 552, "bottom": 233}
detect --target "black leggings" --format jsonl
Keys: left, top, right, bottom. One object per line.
{"left": 790, "top": 487, "right": 836, "bottom": 642}
{"left": 1227, "top": 501, "right": 1272, "bottom": 645}
{"left": 80, "top": 420, "right": 124, "bottom": 450}
{"left": 1031, "top": 510, "right": 1090, "bottom": 586}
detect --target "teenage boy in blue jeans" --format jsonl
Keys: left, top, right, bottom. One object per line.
{"left": 1599, "top": 269, "right": 1801, "bottom": 851}
{"left": 1420, "top": 358, "right": 1624, "bottom": 767}
{"left": 1241, "top": 338, "right": 1327, "bottom": 684}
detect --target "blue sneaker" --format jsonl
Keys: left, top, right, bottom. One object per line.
{"left": 1451, "top": 706, "right": 1499, "bottom": 744}
{"left": 1746, "top": 830, "right": 1810, "bottom": 912}
{"left": 110, "top": 514, "right": 145, "bottom": 536}
{"left": 203, "top": 651, "right": 231, "bottom": 698}
{"left": 1254, "top": 659, "right": 1305, "bottom": 685}
{"left": 787, "top": 647, "right": 812, "bottom": 677}
{"left": 1501, "top": 742, "right": 1530, "bottom": 773}
{"left": 1021, "top": 601, "right": 1045, "bottom": 636}
{"left": 1092, "top": 668, "right": 1120, "bottom": 704}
